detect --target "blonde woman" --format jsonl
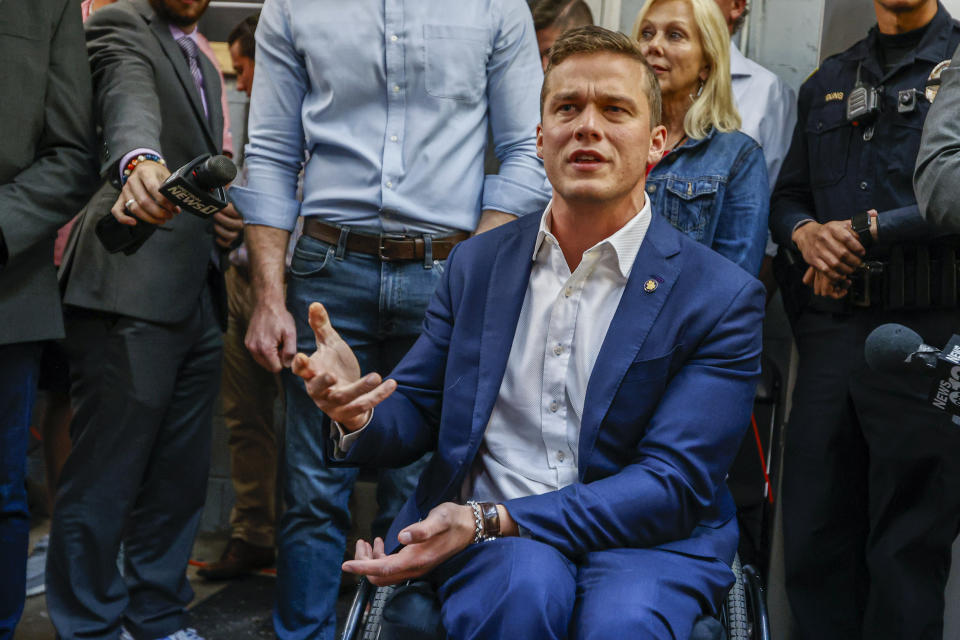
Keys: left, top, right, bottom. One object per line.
{"left": 633, "top": 0, "right": 769, "bottom": 275}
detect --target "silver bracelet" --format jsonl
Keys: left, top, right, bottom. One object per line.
{"left": 466, "top": 500, "right": 485, "bottom": 544}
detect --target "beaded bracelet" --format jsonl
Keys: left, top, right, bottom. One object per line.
{"left": 466, "top": 501, "right": 486, "bottom": 544}
{"left": 122, "top": 153, "right": 166, "bottom": 185}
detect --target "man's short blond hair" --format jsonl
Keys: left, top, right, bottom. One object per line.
{"left": 540, "top": 26, "right": 662, "bottom": 128}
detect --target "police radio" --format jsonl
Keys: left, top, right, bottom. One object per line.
{"left": 96, "top": 154, "right": 237, "bottom": 255}
{"left": 847, "top": 63, "right": 881, "bottom": 124}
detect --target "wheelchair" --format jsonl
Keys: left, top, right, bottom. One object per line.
{"left": 339, "top": 553, "right": 770, "bottom": 640}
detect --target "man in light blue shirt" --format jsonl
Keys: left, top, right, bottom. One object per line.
{"left": 228, "top": 0, "right": 549, "bottom": 636}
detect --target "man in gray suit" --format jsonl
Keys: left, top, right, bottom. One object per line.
{"left": 0, "top": 0, "right": 98, "bottom": 635}
{"left": 916, "top": 45, "right": 960, "bottom": 233}
{"left": 48, "top": 0, "right": 240, "bottom": 638}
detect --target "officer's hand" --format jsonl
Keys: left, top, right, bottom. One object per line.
{"left": 802, "top": 266, "right": 849, "bottom": 299}
{"left": 291, "top": 302, "right": 397, "bottom": 431}
{"left": 111, "top": 160, "right": 179, "bottom": 226}
{"left": 792, "top": 220, "right": 864, "bottom": 280}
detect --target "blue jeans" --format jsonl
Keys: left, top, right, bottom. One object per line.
{"left": 276, "top": 234, "right": 442, "bottom": 639}
{"left": 0, "top": 342, "right": 41, "bottom": 640}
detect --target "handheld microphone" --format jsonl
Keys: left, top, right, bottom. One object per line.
{"left": 96, "top": 153, "right": 237, "bottom": 255}
{"left": 865, "top": 323, "right": 960, "bottom": 417}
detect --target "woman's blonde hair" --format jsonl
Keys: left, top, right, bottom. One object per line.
{"left": 631, "top": 0, "right": 741, "bottom": 139}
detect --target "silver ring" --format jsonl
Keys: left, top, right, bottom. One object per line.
{"left": 125, "top": 198, "right": 136, "bottom": 210}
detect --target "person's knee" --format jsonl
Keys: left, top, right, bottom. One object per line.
{"left": 438, "top": 538, "right": 575, "bottom": 639}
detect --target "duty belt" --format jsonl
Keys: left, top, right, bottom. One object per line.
{"left": 810, "top": 245, "right": 960, "bottom": 312}
{"left": 303, "top": 219, "right": 469, "bottom": 262}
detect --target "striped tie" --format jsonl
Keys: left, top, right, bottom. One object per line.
{"left": 176, "top": 35, "right": 207, "bottom": 116}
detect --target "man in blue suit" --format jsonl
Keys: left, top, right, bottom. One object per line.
{"left": 292, "top": 27, "right": 765, "bottom": 639}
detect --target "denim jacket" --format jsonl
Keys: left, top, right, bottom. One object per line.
{"left": 646, "top": 128, "right": 769, "bottom": 275}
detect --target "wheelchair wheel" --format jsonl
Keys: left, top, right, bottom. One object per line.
{"left": 725, "top": 555, "right": 750, "bottom": 639}
{"left": 361, "top": 584, "right": 396, "bottom": 640}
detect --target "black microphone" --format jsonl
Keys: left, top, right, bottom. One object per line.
{"left": 96, "top": 153, "right": 237, "bottom": 255}
{"left": 865, "top": 323, "right": 960, "bottom": 417}
{"left": 864, "top": 323, "right": 940, "bottom": 374}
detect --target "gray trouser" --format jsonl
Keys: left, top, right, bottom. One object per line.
{"left": 47, "top": 288, "right": 222, "bottom": 640}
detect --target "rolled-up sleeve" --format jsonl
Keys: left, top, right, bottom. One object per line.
{"left": 231, "top": 0, "right": 305, "bottom": 231}
{"left": 481, "top": 0, "right": 551, "bottom": 217}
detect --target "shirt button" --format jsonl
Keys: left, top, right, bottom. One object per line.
{"left": 390, "top": 34, "right": 398, "bottom": 42}
{"left": 647, "top": 184, "right": 657, "bottom": 193}
{"left": 393, "top": 85, "right": 400, "bottom": 93}
{"left": 385, "top": 181, "right": 393, "bottom": 189}
{"left": 390, "top": 135, "right": 398, "bottom": 142}
{"left": 859, "top": 181, "right": 868, "bottom": 190}
{"left": 556, "top": 451, "right": 565, "bottom": 462}
{"left": 564, "top": 286, "right": 573, "bottom": 297}
{"left": 553, "top": 344, "right": 563, "bottom": 356}
{"left": 549, "top": 401, "right": 559, "bottom": 413}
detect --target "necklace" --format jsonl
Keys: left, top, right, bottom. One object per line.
{"left": 668, "top": 134, "right": 688, "bottom": 152}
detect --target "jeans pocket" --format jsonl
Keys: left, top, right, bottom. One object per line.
{"left": 290, "top": 238, "right": 335, "bottom": 278}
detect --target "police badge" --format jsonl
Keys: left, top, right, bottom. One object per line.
{"left": 925, "top": 59, "right": 952, "bottom": 102}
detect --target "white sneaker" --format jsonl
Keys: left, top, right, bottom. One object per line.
{"left": 25, "top": 534, "right": 49, "bottom": 597}
{"left": 161, "top": 630, "right": 206, "bottom": 640}
{"left": 121, "top": 627, "right": 205, "bottom": 640}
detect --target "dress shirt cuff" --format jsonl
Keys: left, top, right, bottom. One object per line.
{"left": 119, "top": 148, "right": 163, "bottom": 182}
{"left": 330, "top": 410, "right": 374, "bottom": 459}
{"left": 482, "top": 174, "right": 551, "bottom": 218}
{"left": 228, "top": 185, "right": 301, "bottom": 231}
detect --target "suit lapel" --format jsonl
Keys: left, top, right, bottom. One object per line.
{"left": 196, "top": 51, "right": 224, "bottom": 152}
{"left": 577, "top": 213, "right": 682, "bottom": 478}
{"left": 469, "top": 217, "right": 539, "bottom": 444}
{"left": 140, "top": 3, "right": 218, "bottom": 152}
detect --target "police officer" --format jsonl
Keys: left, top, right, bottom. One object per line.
{"left": 771, "top": 1, "right": 960, "bottom": 639}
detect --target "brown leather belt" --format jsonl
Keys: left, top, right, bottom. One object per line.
{"left": 303, "top": 218, "right": 468, "bottom": 262}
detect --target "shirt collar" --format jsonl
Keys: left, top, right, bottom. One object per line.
{"left": 169, "top": 23, "right": 199, "bottom": 44}
{"left": 729, "top": 41, "right": 750, "bottom": 78}
{"left": 533, "top": 197, "right": 652, "bottom": 279}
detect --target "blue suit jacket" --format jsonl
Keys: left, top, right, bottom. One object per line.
{"left": 323, "top": 211, "right": 765, "bottom": 565}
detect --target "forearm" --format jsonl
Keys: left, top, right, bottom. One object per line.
{"left": 474, "top": 209, "right": 517, "bottom": 235}
{"left": 246, "top": 224, "right": 290, "bottom": 305}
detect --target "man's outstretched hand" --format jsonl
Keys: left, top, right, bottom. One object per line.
{"left": 291, "top": 302, "right": 397, "bottom": 431}
{"left": 342, "top": 502, "right": 476, "bottom": 587}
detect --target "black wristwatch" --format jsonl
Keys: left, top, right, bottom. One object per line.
{"left": 851, "top": 210, "right": 874, "bottom": 248}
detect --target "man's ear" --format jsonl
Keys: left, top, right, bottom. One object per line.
{"left": 730, "top": 0, "right": 747, "bottom": 26}
{"left": 536, "top": 123, "right": 544, "bottom": 159}
{"left": 647, "top": 124, "right": 668, "bottom": 166}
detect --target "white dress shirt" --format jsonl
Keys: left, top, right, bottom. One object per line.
{"left": 336, "top": 200, "right": 651, "bottom": 501}
{"left": 730, "top": 42, "right": 797, "bottom": 192}
{"left": 462, "top": 200, "right": 651, "bottom": 503}
{"left": 730, "top": 42, "right": 797, "bottom": 256}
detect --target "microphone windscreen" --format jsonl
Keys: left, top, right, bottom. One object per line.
{"left": 195, "top": 155, "right": 237, "bottom": 189}
{"left": 865, "top": 323, "right": 923, "bottom": 373}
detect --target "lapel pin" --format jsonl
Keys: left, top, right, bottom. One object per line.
{"left": 643, "top": 278, "right": 659, "bottom": 293}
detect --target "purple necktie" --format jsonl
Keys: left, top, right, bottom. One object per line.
{"left": 176, "top": 35, "right": 207, "bottom": 117}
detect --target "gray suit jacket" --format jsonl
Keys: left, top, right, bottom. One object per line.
{"left": 916, "top": 43, "right": 960, "bottom": 231}
{"left": 61, "top": 0, "right": 225, "bottom": 325}
{"left": 0, "top": 0, "right": 99, "bottom": 346}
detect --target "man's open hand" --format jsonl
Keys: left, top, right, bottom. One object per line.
{"left": 291, "top": 302, "right": 397, "bottom": 431}
{"left": 792, "top": 219, "right": 864, "bottom": 280}
{"left": 111, "top": 160, "right": 179, "bottom": 226}
{"left": 341, "top": 502, "right": 475, "bottom": 586}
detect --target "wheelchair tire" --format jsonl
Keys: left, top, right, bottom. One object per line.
{"left": 361, "top": 584, "right": 396, "bottom": 640}
{"left": 725, "top": 555, "right": 750, "bottom": 640}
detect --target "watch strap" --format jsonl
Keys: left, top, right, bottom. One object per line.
{"left": 851, "top": 210, "right": 873, "bottom": 247}
{"left": 479, "top": 502, "right": 500, "bottom": 539}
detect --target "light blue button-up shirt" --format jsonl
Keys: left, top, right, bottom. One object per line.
{"left": 229, "top": 0, "right": 551, "bottom": 235}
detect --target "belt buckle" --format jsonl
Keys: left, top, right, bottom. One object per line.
{"left": 378, "top": 233, "right": 408, "bottom": 261}
{"left": 851, "top": 261, "right": 883, "bottom": 307}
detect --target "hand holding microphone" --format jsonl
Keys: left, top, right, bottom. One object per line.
{"left": 97, "top": 154, "right": 238, "bottom": 254}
